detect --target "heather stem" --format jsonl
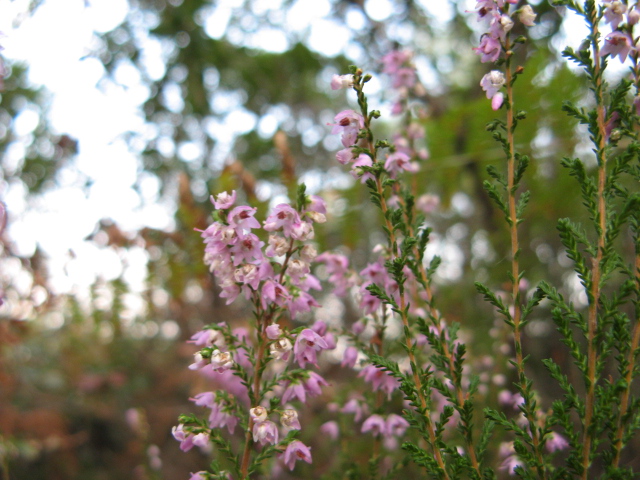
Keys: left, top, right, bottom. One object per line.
{"left": 375, "top": 176, "right": 450, "bottom": 480}
{"left": 240, "top": 239, "right": 296, "bottom": 479}
{"left": 581, "top": 13, "right": 607, "bottom": 478}
{"left": 403, "top": 216, "right": 482, "bottom": 478}
{"left": 503, "top": 43, "right": 546, "bottom": 479}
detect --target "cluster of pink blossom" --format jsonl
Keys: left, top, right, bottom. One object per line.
{"left": 474, "top": 0, "right": 536, "bottom": 110}
{"left": 173, "top": 190, "right": 341, "bottom": 475}
{"left": 381, "top": 50, "right": 423, "bottom": 115}
{"left": 600, "top": 2, "right": 639, "bottom": 63}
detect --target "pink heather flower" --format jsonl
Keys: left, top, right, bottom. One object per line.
{"left": 270, "top": 337, "right": 293, "bottom": 361}
{"left": 227, "top": 205, "right": 261, "bottom": 233}
{"left": 471, "top": 0, "right": 499, "bottom": 22}
{"left": 250, "top": 406, "right": 268, "bottom": 424}
{"left": 266, "top": 324, "right": 282, "bottom": 340}
{"left": 211, "top": 190, "right": 236, "bottom": 210}
{"left": 282, "top": 381, "right": 307, "bottom": 404}
{"left": 172, "top": 424, "right": 195, "bottom": 452}
{"left": 480, "top": 70, "right": 505, "bottom": 99}
{"left": 294, "top": 329, "right": 329, "bottom": 367}
{"left": 264, "top": 204, "right": 302, "bottom": 236}
{"left": 341, "top": 346, "right": 359, "bottom": 368}
{"left": 234, "top": 263, "right": 263, "bottom": 292}
{"left": 192, "top": 432, "right": 210, "bottom": 450}
{"left": 189, "top": 328, "right": 223, "bottom": 347}
{"left": 545, "top": 432, "right": 569, "bottom": 453}
{"left": 604, "top": 1, "right": 627, "bottom": 29}
{"left": 307, "top": 195, "right": 327, "bottom": 215}
{"left": 381, "top": 50, "right": 412, "bottom": 75}
{"left": 280, "top": 409, "right": 301, "bottom": 430}
{"left": 230, "top": 233, "right": 264, "bottom": 265}
{"left": 261, "top": 279, "right": 290, "bottom": 310}
{"left": 361, "top": 414, "right": 387, "bottom": 436}
{"left": 601, "top": 32, "right": 634, "bottom": 63}
{"left": 629, "top": 6, "right": 640, "bottom": 26}
{"left": 341, "top": 398, "right": 368, "bottom": 422}
{"left": 519, "top": 5, "right": 536, "bottom": 26}
{"left": 336, "top": 147, "right": 355, "bottom": 165}
{"left": 488, "top": 14, "right": 513, "bottom": 41}
{"left": 359, "top": 364, "right": 400, "bottom": 399}
{"left": 208, "top": 402, "right": 238, "bottom": 433}
{"left": 360, "top": 285, "right": 383, "bottom": 314}
{"left": 291, "top": 220, "right": 314, "bottom": 241}
{"left": 288, "top": 291, "right": 321, "bottom": 318}
{"left": 386, "top": 414, "right": 409, "bottom": 437}
{"left": 331, "top": 110, "right": 365, "bottom": 147}
{"left": 500, "top": 455, "right": 524, "bottom": 475}
{"left": 384, "top": 151, "right": 418, "bottom": 177}
{"left": 474, "top": 35, "right": 501, "bottom": 63}
{"left": 392, "top": 67, "right": 416, "bottom": 88}
{"left": 351, "top": 153, "right": 375, "bottom": 184}
{"left": 280, "top": 372, "right": 327, "bottom": 404}
{"left": 253, "top": 420, "right": 279, "bottom": 445}
{"left": 191, "top": 391, "right": 216, "bottom": 408}
{"left": 320, "top": 420, "right": 339, "bottom": 440}
{"left": 331, "top": 73, "right": 354, "bottom": 90}
{"left": 416, "top": 194, "right": 440, "bottom": 214}
{"left": 189, "top": 352, "right": 209, "bottom": 371}
{"left": 303, "top": 371, "right": 329, "bottom": 397}
{"left": 491, "top": 92, "right": 504, "bottom": 110}
{"left": 189, "top": 472, "right": 208, "bottom": 480}
{"left": 282, "top": 440, "right": 312, "bottom": 471}
{"left": 315, "top": 251, "right": 353, "bottom": 296}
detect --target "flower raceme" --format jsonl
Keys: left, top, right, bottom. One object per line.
{"left": 175, "top": 189, "right": 337, "bottom": 476}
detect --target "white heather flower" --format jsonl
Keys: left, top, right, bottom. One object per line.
{"left": 266, "top": 235, "right": 288, "bottom": 257}
{"left": 305, "top": 211, "right": 326, "bottom": 223}
{"left": 270, "top": 337, "right": 293, "bottom": 360}
{"left": 189, "top": 352, "right": 209, "bottom": 371}
{"left": 280, "top": 409, "right": 301, "bottom": 430}
{"left": 287, "top": 259, "right": 309, "bottom": 277}
{"left": 210, "top": 350, "right": 234, "bottom": 372}
{"left": 519, "top": 5, "right": 536, "bottom": 26}
{"left": 250, "top": 406, "right": 268, "bottom": 424}
{"left": 500, "top": 14, "right": 514, "bottom": 32}
{"left": 331, "top": 74, "right": 354, "bottom": 90}
{"left": 300, "top": 244, "right": 317, "bottom": 262}
{"left": 480, "top": 71, "right": 506, "bottom": 99}
{"left": 253, "top": 420, "right": 278, "bottom": 445}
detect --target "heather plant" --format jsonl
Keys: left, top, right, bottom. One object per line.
{"left": 174, "top": 0, "right": 640, "bottom": 479}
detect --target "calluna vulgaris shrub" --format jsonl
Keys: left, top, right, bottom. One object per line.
{"left": 173, "top": 0, "right": 640, "bottom": 478}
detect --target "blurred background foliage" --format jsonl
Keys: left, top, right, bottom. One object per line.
{"left": 2, "top": 0, "right": 634, "bottom": 478}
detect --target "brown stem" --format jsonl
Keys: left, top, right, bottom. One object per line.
{"left": 581, "top": 18, "right": 607, "bottom": 479}
{"left": 503, "top": 44, "right": 546, "bottom": 479}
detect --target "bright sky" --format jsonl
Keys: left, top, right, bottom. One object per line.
{"left": 0, "top": 0, "right": 383, "bottom": 305}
